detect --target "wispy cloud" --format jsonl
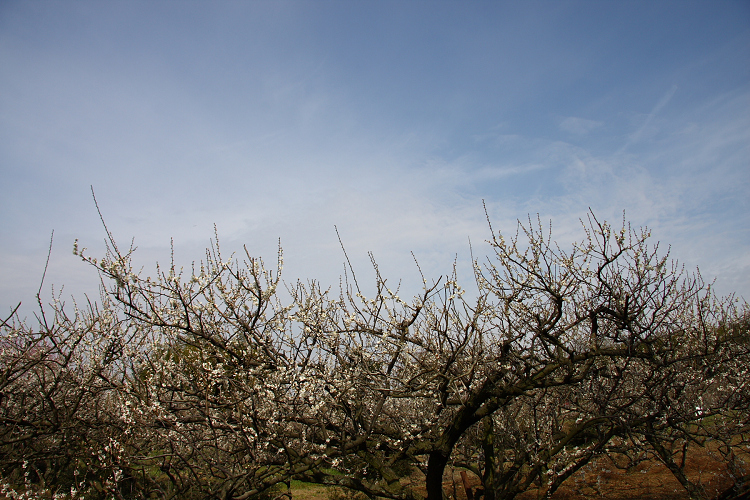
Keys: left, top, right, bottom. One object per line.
{"left": 559, "top": 117, "right": 603, "bottom": 135}
{"left": 618, "top": 85, "right": 679, "bottom": 153}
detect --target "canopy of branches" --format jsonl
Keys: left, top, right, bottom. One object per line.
{"left": 1, "top": 212, "right": 748, "bottom": 500}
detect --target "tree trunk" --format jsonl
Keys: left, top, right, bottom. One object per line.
{"left": 481, "top": 416, "right": 496, "bottom": 500}
{"left": 427, "top": 451, "right": 450, "bottom": 500}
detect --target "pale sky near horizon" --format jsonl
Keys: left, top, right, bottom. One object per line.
{"left": 1, "top": 1, "right": 749, "bottom": 318}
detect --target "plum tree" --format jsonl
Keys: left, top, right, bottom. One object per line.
{"left": 1, "top": 210, "right": 747, "bottom": 500}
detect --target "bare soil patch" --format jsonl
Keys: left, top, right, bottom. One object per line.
{"left": 290, "top": 447, "right": 745, "bottom": 500}
{"left": 451, "top": 448, "right": 742, "bottom": 500}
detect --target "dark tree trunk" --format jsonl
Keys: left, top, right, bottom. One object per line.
{"left": 427, "top": 450, "right": 450, "bottom": 500}
{"left": 481, "top": 416, "right": 496, "bottom": 500}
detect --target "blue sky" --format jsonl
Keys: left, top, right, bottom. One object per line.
{"left": 1, "top": 1, "right": 749, "bottom": 317}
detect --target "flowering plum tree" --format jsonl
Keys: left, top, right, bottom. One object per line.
{"left": 0, "top": 288, "right": 141, "bottom": 497}
{"left": 289, "top": 212, "right": 749, "bottom": 500}
{"left": 0, "top": 210, "right": 747, "bottom": 500}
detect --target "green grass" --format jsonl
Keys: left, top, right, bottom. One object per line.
{"left": 290, "top": 479, "right": 323, "bottom": 490}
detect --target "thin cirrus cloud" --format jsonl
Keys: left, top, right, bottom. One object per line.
{"left": 559, "top": 117, "right": 604, "bottom": 135}
{"left": 617, "top": 85, "right": 680, "bottom": 154}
